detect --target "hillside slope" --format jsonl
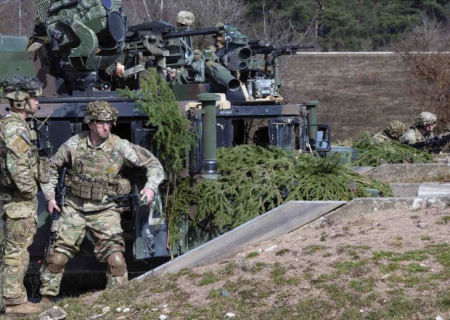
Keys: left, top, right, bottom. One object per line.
{"left": 35, "top": 204, "right": 450, "bottom": 320}
{"left": 280, "top": 53, "right": 420, "bottom": 141}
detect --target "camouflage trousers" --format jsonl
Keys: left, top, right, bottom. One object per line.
{"left": 40, "top": 205, "right": 128, "bottom": 297}
{"left": 1, "top": 194, "right": 38, "bottom": 306}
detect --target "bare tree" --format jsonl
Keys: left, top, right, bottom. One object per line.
{"left": 396, "top": 20, "right": 450, "bottom": 128}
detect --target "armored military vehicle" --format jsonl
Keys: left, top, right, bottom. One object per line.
{"left": 0, "top": 0, "right": 330, "bottom": 276}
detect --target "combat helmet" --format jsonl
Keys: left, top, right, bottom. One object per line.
{"left": 84, "top": 101, "right": 118, "bottom": 125}
{"left": 384, "top": 120, "right": 406, "bottom": 139}
{"left": 176, "top": 11, "right": 195, "bottom": 26}
{"left": 0, "top": 75, "right": 42, "bottom": 109}
{"left": 214, "top": 22, "right": 225, "bottom": 36}
{"left": 415, "top": 111, "right": 437, "bottom": 127}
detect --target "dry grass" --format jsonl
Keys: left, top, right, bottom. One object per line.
{"left": 15, "top": 205, "right": 450, "bottom": 320}
{"left": 280, "top": 54, "right": 421, "bottom": 142}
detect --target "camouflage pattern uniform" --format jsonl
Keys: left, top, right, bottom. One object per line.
{"left": 176, "top": 11, "right": 195, "bottom": 27}
{"left": 400, "top": 112, "right": 437, "bottom": 144}
{"left": 373, "top": 120, "right": 406, "bottom": 144}
{"left": 208, "top": 23, "right": 226, "bottom": 62}
{"left": 0, "top": 76, "right": 42, "bottom": 308}
{"left": 39, "top": 101, "right": 164, "bottom": 298}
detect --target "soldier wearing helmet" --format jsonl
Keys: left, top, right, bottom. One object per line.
{"left": 400, "top": 111, "right": 437, "bottom": 145}
{"left": 209, "top": 22, "right": 227, "bottom": 62}
{"left": 0, "top": 75, "right": 44, "bottom": 314}
{"left": 373, "top": 120, "right": 406, "bottom": 144}
{"left": 176, "top": 11, "right": 195, "bottom": 27}
{"left": 39, "top": 101, "right": 164, "bottom": 306}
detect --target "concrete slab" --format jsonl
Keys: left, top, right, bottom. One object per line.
{"left": 138, "top": 201, "right": 345, "bottom": 278}
{"left": 323, "top": 196, "right": 450, "bottom": 223}
{"left": 390, "top": 183, "right": 420, "bottom": 197}
{"left": 418, "top": 183, "right": 450, "bottom": 197}
{"left": 352, "top": 166, "right": 375, "bottom": 175}
{"left": 324, "top": 197, "right": 415, "bottom": 221}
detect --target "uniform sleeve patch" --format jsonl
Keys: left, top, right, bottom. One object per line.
{"left": 9, "top": 135, "right": 29, "bottom": 154}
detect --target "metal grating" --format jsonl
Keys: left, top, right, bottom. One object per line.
{"left": 35, "top": 0, "right": 51, "bottom": 23}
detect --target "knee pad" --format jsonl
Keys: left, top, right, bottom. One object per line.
{"left": 48, "top": 252, "right": 68, "bottom": 274}
{"left": 107, "top": 252, "right": 127, "bottom": 277}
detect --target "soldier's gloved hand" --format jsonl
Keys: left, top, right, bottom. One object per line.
{"left": 47, "top": 199, "right": 61, "bottom": 214}
{"left": 140, "top": 188, "right": 155, "bottom": 206}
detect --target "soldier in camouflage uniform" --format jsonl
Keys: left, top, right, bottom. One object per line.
{"left": 209, "top": 23, "right": 227, "bottom": 62}
{"left": 373, "top": 120, "right": 406, "bottom": 144}
{"left": 400, "top": 112, "right": 437, "bottom": 145}
{"left": 176, "top": 11, "right": 195, "bottom": 28}
{"left": 0, "top": 75, "right": 44, "bottom": 314}
{"left": 39, "top": 101, "right": 164, "bottom": 305}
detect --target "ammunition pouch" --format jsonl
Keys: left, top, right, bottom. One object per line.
{"left": 38, "top": 156, "right": 51, "bottom": 184}
{"left": 66, "top": 172, "right": 131, "bottom": 200}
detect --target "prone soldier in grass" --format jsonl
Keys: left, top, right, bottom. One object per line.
{"left": 400, "top": 112, "right": 437, "bottom": 145}
{"left": 373, "top": 120, "right": 406, "bottom": 144}
{"left": 39, "top": 101, "right": 164, "bottom": 305}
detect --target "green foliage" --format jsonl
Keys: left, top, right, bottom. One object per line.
{"left": 119, "top": 70, "right": 194, "bottom": 175}
{"left": 270, "top": 262, "right": 287, "bottom": 285}
{"left": 199, "top": 271, "right": 219, "bottom": 286}
{"left": 437, "top": 288, "right": 450, "bottom": 311}
{"left": 119, "top": 70, "right": 196, "bottom": 249}
{"left": 303, "top": 244, "right": 327, "bottom": 255}
{"left": 317, "top": 0, "right": 450, "bottom": 50}
{"left": 246, "top": 251, "right": 259, "bottom": 259}
{"left": 352, "top": 132, "right": 434, "bottom": 166}
{"left": 182, "top": 145, "right": 392, "bottom": 231}
{"left": 245, "top": 0, "right": 448, "bottom": 50}
{"left": 349, "top": 277, "right": 375, "bottom": 293}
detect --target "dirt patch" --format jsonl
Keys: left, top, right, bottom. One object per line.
{"left": 171, "top": 206, "right": 450, "bottom": 310}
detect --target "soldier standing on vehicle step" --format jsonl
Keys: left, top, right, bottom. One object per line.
{"left": 400, "top": 111, "right": 437, "bottom": 144}
{"left": 39, "top": 101, "right": 164, "bottom": 305}
{"left": 0, "top": 75, "right": 45, "bottom": 315}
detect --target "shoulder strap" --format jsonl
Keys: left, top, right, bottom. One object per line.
{"left": 0, "top": 116, "right": 27, "bottom": 131}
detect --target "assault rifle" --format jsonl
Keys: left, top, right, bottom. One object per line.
{"left": 408, "top": 135, "right": 450, "bottom": 154}
{"left": 44, "top": 166, "right": 67, "bottom": 263}
{"left": 55, "top": 166, "right": 67, "bottom": 207}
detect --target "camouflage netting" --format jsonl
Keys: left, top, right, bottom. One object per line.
{"left": 83, "top": 101, "right": 119, "bottom": 124}
{"left": 0, "top": 75, "right": 42, "bottom": 98}
{"left": 352, "top": 132, "right": 434, "bottom": 166}
{"left": 384, "top": 120, "right": 406, "bottom": 139}
{"left": 415, "top": 111, "right": 437, "bottom": 127}
{"left": 121, "top": 71, "right": 394, "bottom": 250}
{"left": 167, "top": 145, "right": 393, "bottom": 242}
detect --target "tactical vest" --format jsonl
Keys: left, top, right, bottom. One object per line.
{"left": 65, "top": 141, "right": 131, "bottom": 201}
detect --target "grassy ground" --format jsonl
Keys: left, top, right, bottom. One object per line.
{"left": 16, "top": 206, "right": 450, "bottom": 320}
